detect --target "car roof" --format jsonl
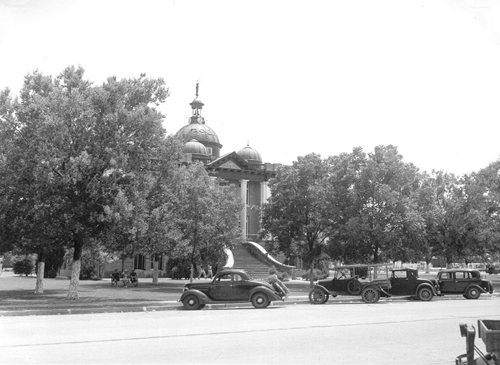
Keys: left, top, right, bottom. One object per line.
{"left": 439, "top": 269, "right": 479, "bottom": 272}
{"left": 217, "top": 269, "right": 250, "bottom": 276}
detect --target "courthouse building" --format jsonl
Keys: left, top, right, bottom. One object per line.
{"left": 176, "top": 84, "right": 280, "bottom": 242}
{"left": 64, "top": 84, "right": 292, "bottom": 279}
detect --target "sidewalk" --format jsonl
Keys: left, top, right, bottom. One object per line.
{"left": 0, "top": 272, "right": 312, "bottom": 316}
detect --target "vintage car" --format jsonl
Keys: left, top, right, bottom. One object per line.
{"left": 388, "top": 268, "right": 438, "bottom": 301}
{"left": 436, "top": 269, "right": 494, "bottom": 299}
{"left": 179, "top": 269, "right": 287, "bottom": 310}
{"left": 309, "top": 263, "right": 392, "bottom": 304}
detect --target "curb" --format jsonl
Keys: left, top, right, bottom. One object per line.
{"left": 1, "top": 293, "right": 498, "bottom": 317}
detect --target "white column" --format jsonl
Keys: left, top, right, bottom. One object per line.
{"left": 240, "top": 180, "right": 248, "bottom": 240}
{"left": 260, "top": 181, "right": 267, "bottom": 205}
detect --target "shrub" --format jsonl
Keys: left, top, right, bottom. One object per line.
{"left": 79, "top": 265, "right": 96, "bottom": 280}
{"left": 301, "top": 268, "right": 328, "bottom": 281}
{"left": 167, "top": 258, "right": 191, "bottom": 279}
{"left": 13, "top": 258, "right": 34, "bottom": 276}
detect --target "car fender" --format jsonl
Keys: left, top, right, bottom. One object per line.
{"left": 249, "top": 285, "right": 282, "bottom": 301}
{"left": 464, "top": 284, "right": 487, "bottom": 294}
{"left": 416, "top": 283, "right": 438, "bottom": 296}
{"left": 179, "top": 289, "right": 211, "bottom": 304}
{"left": 311, "top": 284, "right": 333, "bottom": 296}
{"left": 362, "top": 283, "right": 390, "bottom": 297}
{"left": 483, "top": 281, "right": 494, "bottom": 294}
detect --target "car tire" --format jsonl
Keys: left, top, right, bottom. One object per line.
{"left": 182, "top": 294, "right": 201, "bottom": 310}
{"left": 417, "top": 287, "right": 434, "bottom": 301}
{"left": 251, "top": 292, "right": 270, "bottom": 309}
{"left": 466, "top": 286, "right": 481, "bottom": 300}
{"left": 347, "top": 279, "right": 362, "bottom": 295}
{"left": 309, "top": 287, "right": 329, "bottom": 304}
{"left": 361, "top": 287, "right": 380, "bottom": 303}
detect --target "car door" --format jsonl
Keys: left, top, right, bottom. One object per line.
{"left": 390, "top": 270, "right": 407, "bottom": 295}
{"left": 454, "top": 271, "right": 471, "bottom": 293}
{"left": 208, "top": 273, "right": 236, "bottom": 300}
{"left": 439, "top": 272, "right": 456, "bottom": 292}
{"left": 230, "top": 274, "right": 254, "bottom": 300}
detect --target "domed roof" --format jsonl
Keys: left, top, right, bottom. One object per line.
{"left": 190, "top": 97, "right": 204, "bottom": 108}
{"left": 237, "top": 145, "right": 262, "bottom": 163}
{"left": 183, "top": 139, "right": 208, "bottom": 155}
{"left": 176, "top": 123, "right": 221, "bottom": 145}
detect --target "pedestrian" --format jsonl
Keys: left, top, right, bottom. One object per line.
{"left": 266, "top": 267, "right": 289, "bottom": 296}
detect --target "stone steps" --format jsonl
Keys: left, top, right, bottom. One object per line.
{"left": 231, "top": 243, "right": 271, "bottom": 279}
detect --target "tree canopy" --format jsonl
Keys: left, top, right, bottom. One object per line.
{"left": 262, "top": 146, "right": 500, "bottom": 271}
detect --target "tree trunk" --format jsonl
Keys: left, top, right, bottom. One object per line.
{"left": 34, "top": 260, "right": 45, "bottom": 294}
{"left": 425, "top": 261, "right": 430, "bottom": 274}
{"left": 308, "top": 264, "right": 314, "bottom": 287}
{"left": 152, "top": 257, "right": 159, "bottom": 286}
{"left": 67, "top": 237, "right": 83, "bottom": 300}
{"left": 67, "top": 259, "right": 81, "bottom": 300}
{"left": 189, "top": 262, "right": 194, "bottom": 283}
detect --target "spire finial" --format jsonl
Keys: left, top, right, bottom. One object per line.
{"left": 195, "top": 81, "right": 199, "bottom": 97}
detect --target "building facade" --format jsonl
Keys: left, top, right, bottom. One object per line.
{"left": 176, "top": 83, "right": 279, "bottom": 241}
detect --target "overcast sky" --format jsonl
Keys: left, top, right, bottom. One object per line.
{"left": 1, "top": 0, "right": 500, "bottom": 175}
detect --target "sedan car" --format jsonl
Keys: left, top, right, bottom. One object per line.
{"left": 436, "top": 269, "right": 493, "bottom": 299}
{"left": 179, "top": 269, "right": 287, "bottom": 310}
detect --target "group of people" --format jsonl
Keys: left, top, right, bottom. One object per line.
{"left": 111, "top": 269, "right": 138, "bottom": 287}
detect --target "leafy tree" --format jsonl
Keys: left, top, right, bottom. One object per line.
{"left": 169, "top": 163, "right": 241, "bottom": 281}
{"left": 346, "top": 145, "right": 421, "bottom": 263}
{"left": 262, "top": 154, "right": 329, "bottom": 285}
{"left": 0, "top": 67, "right": 169, "bottom": 298}
{"left": 322, "top": 147, "right": 368, "bottom": 263}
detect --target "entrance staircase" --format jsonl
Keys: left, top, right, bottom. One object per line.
{"left": 228, "top": 241, "right": 294, "bottom": 280}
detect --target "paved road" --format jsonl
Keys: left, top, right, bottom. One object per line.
{"left": 1, "top": 297, "right": 499, "bottom": 364}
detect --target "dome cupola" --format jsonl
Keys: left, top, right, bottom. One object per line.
{"left": 183, "top": 139, "right": 208, "bottom": 155}
{"left": 175, "top": 82, "right": 222, "bottom": 158}
{"left": 237, "top": 144, "right": 262, "bottom": 168}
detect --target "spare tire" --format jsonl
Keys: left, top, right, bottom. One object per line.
{"left": 346, "top": 278, "right": 362, "bottom": 295}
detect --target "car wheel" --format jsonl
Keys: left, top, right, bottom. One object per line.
{"left": 251, "top": 292, "right": 270, "bottom": 309}
{"left": 361, "top": 287, "right": 380, "bottom": 303}
{"left": 417, "top": 287, "right": 433, "bottom": 301}
{"left": 347, "top": 279, "right": 362, "bottom": 295}
{"left": 309, "top": 287, "right": 329, "bottom": 304}
{"left": 466, "top": 287, "right": 481, "bottom": 300}
{"left": 182, "top": 294, "right": 201, "bottom": 310}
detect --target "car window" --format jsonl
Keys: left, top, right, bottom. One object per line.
{"left": 233, "top": 274, "right": 242, "bottom": 282}
{"left": 393, "top": 271, "right": 407, "bottom": 279}
{"left": 217, "top": 274, "right": 232, "bottom": 282}
{"left": 440, "top": 272, "right": 451, "bottom": 279}
{"left": 471, "top": 271, "right": 480, "bottom": 279}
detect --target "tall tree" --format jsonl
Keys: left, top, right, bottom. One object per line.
{"left": 262, "top": 153, "right": 329, "bottom": 284}
{"left": 321, "top": 147, "right": 367, "bottom": 263}
{"left": 169, "top": 163, "right": 241, "bottom": 281}
{"left": 0, "top": 67, "right": 169, "bottom": 298}
{"left": 347, "top": 145, "right": 421, "bottom": 263}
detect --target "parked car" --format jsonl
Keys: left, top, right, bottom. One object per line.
{"left": 309, "top": 263, "right": 392, "bottom": 304}
{"left": 179, "top": 269, "right": 287, "bottom": 310}
{"left": 388, "top": 268, "right": 438, "bottom": 301}
{"left": 436, "top": 269, "right": 494, "bottom": 299}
